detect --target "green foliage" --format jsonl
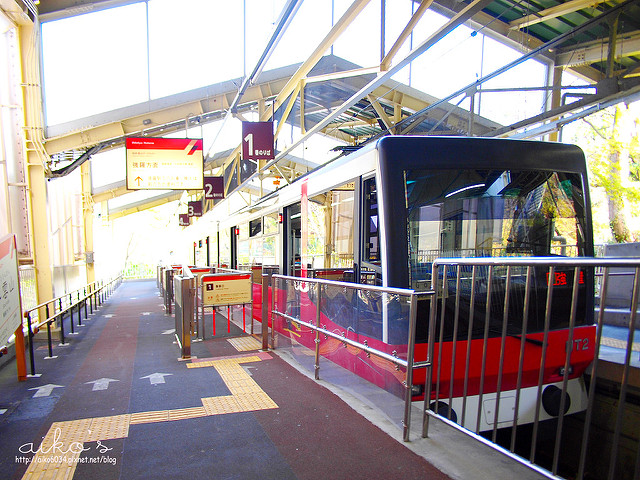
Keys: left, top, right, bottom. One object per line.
{"left": 567, "top": 103, "right": 640, "bottom": 242}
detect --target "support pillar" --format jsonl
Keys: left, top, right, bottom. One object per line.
{"left": 18, "top": 21, "right": 54, "bottom": 317}
{"left": 81, "top": 162, "right": 95, "bottom": 284}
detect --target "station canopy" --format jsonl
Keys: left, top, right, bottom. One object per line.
{"left": 32, "top": 0, "right": 640, "bottom": 218}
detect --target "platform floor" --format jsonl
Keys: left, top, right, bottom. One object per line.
{"left": 0, "top": 279, "right": 453, "bottom": 480}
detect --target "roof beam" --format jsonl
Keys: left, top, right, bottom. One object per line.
{"left": 509, "top": 0, "right": 606, "bottom": 31}
{"left": 246, "top": 0, "right": 493, "bottom": 181}
{"left": 556, "top": 30, "right": 640, "bottom": 67}
{"left": 215, "top": 0, "right": 373, "bottom": 176}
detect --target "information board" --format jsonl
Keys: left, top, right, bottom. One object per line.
{"left": 126, "top": 137, "right": 204, "bottom": 190}
{"left": 0, "top": 235, "right": 22, "bottom": 347}
{"left": 202, "top": 273, "right": 252, "bottom": 306}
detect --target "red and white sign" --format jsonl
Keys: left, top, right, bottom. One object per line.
{"left": 201, "top": 273, "right": 252, "bottom": 306}
{"left": 126, "top": 137, "right": 204, "bottom": 190}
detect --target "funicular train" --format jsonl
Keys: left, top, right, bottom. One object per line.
{"left": 187, "top": 136, "right": 596, "bottom": 431}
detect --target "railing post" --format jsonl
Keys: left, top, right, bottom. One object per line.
{"left": 423, "top": 262, "right": 440, "bottom": 439}
{"left": 314, "top": 282, "right": 321, "bottom": 380}
{"left": 77, "top": 292, "right": 82, "bottom": 326}
{"left": 83, "top": 288, "right": 88, "bottom": 319}
{"left": 403, "top": 291, "right": 419, "bottom": 442}
{"left": 68, "top": 294, "right": 75, "bottom": 335}
{"left": 58, "top": 297, "right": 65, "bottom": 345}
{"left": 45, "top": 304, "right": 53, "bottom": 358}
{"left": 261, "top": 273, "right": 270, "bottom": 351}
{"left": 25, "top": 312, "right": 36, "bottom": 377}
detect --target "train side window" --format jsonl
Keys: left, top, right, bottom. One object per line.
{"left": 307, "top": 182, "right": 355, "bottom": 277}
{"left": 249, "top": 218, "right": 261, "bottom": 237}
{"left": 358, "top": 177, "right": 382, "bottom": 285}
{"left": 363, "top": 177, "right": 379, "bottom": 263}
{"left": 263, "top": 213, "right": 278, "bottom": 235}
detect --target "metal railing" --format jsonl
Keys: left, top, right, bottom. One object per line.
{"left": 22, "top": 275, "right": 123, "bottom": 376}
{"left": 174, "top": 267, "right": 195, "bottom": 359}
{"left": 422, "top": 257, "right": 640, "bottom": 480}
{"left": 264, "top": 273, "right": 433, "bottom": 442}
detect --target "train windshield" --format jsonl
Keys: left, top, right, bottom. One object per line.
{"left": 405, "top": 168, "right": 588, "bottom": 291}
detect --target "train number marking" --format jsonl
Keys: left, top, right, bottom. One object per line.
{"left": 570, "top": 338, "right": 589, "bottom": 351}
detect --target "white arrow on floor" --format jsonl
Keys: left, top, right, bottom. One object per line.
{"left": 161, "top": 329, "right": 175, "bottom": 335}
{"left": 29, "top": 384, "right": 64, "bottom": 398}
{"left": 140, "top": 373, "right": 172, "bottom": 385}
{"left": 85, "top": 378, "right": 119, "bottom": 391}
{"left": 141, "top": 312, "right": 151, "bottom": 316}
{"left": 103, "top": 314, "right": 115, "bottom": 318}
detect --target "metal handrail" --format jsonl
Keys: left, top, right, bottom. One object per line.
{"left": 22, "top": 274, "right": 123, "bottom": 377}
{"left": 422, "top": 256, "right": 640, "bottom": 480}
{"left": 265, "top": 273, "right": 434, "bottom": 442}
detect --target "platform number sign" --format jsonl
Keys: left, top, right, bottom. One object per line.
{"left": 203, "top": 176, "right": 224, "bottom": 200}
{"left": 178, "top": 214, "right": 190, "bottom": 226}
{"left": 188, "top": 200, "right": 202, "bottom": 217}
{"left": 242, "top": 121, "right": 274, "bottom": 161}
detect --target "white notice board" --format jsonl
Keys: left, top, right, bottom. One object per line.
{"left": 0, "top": 235, "right": 22, "bottom": 346}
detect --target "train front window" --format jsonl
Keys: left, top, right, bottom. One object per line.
{"left": 405, "top": 168, "right": 587, "bottom": 291}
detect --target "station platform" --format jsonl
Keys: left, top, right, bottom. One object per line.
{"left": 0, "top": 280, "right": 552, "bottom": 480}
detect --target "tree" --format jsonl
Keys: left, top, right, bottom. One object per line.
{"left": 569, "top": 103, "right": 640, "bottom": 243}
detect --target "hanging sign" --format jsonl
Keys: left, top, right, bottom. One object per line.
{"left": 178, "top": 214, "right": 190, "bottom": 226}
{"left": 204, "top": 176, "right": 224, "bottom": 200}
{"left": 241, "top": 122, "right": 274, "bottom": 161}
{"left": 188, "top": 200, "right": 203, "bottom": 217}
{"left": 125, "top": 137, "right": 204, "bottom": 190}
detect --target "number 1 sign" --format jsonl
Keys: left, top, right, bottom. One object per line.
{"left": 241, "top": 121, "right": 274, "bottom": 161}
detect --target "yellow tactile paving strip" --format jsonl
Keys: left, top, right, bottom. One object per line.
{"left": 602, "top": 336, "right": 640, "bottom": 352}
{"left": 22, "top": 355, "right": 277, "bottom": 480}
{"left": 227, "top": 336, "right": 262, "bottom": 352}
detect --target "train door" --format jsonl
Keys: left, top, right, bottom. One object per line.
{"left": 359, "top": 176, "right": 382, "bottom": 285}
{"left": 284, "top": 203, "right": 302, "bottom": 277}
{"left": 230, "top": 226, "right": 238, "bottom": 269}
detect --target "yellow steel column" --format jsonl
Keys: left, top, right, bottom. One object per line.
{"left": 548, "top": 65, "right": 563, "bottom": 142}
{"left": 81, "top": 162, "right": 95, "bottom": 284}
{"left": 18, "top": 21, "right": 54, "bottom": 310}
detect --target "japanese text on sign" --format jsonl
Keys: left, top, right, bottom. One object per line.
{"left": 126, "top": 137, "right": 204, "bottom": 190}
{"left": 202, "top": 274, "right": 251, "bottom": 306}
{"left": 0, "top": 235, "right": 21, "bottom": 347}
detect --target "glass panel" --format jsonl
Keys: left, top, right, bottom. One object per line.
{"left": 308, "top": 182, "right": 354, "bottom": 273}
{"left": 208, "top": 235, "right": 218, "bottom": 266}
{"left": 219, "top": 229, "right": 231, "bottom": 267}
{"left": 406, "top": 169, "right": 586, "bottom": 290}
{"left": 238, "top": 223, "right": 249, "bottom": 240}
{"left": 249, "top": 218, "right": 261, "bottom": 237}
{"left": 249, "top": 238, "right": 262, "bottom": 264}
{"left": 237, "top": 240, "right": 250, "bottom": 266}
{"left": 41, "top": 4, "right": 148, "bottom": 125}
{"left": 363, "top": 177, "right": 379, "bottom": 263}
{"left": 264, "top": 213, "right": 279, "bottom": 235}
{"left": 271, "top": 277, "right": 412, "bottom": 429}
{"left": 263, "top": 236, "right": 276, "bottom": 265}
{"left": 405, "top": 168, "right": 590, "bottom": 332}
